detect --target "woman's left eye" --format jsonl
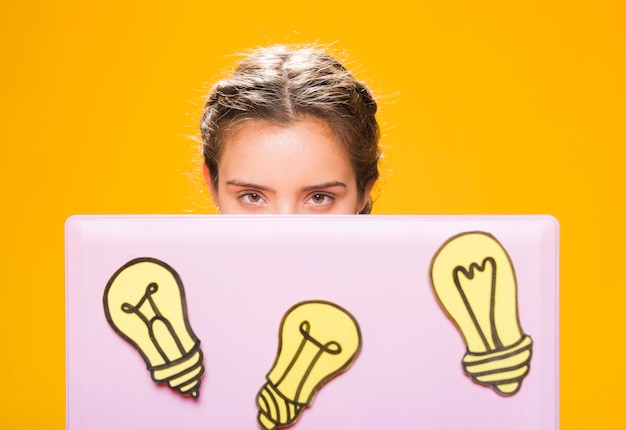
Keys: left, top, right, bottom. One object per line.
{"left": 306, "top": 193, "right": 333, "bottom": 206}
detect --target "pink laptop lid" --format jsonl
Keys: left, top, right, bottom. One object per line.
{"left": 65, "top": 215, "right": 559, "bottom": 429}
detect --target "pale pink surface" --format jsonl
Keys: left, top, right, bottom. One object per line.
{"left": 66, "top": 215, "right": 559, "bottom": 429}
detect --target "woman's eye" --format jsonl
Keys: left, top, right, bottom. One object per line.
{"left": 306, "top": 193, "right": 333, "bottom": 206}
{"left": 312, "top": 194, "right": 326, "bottom": 204}
{"left": 240, "top": 193, "right": 265, "bottom": 204}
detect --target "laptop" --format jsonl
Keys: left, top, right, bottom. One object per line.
{"left": 65, "top": 215, "right": 559, "bottom": 429}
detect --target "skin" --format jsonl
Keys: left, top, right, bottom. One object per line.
{"left": 204, "top": 117, "right": 372, "bottom": 214}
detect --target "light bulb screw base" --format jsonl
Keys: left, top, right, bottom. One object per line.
{"left": 462, "top": 334, "right": 533, "bottom": 396}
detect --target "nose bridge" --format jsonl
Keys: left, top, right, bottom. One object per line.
{"left": 271, "top": 199, "right": 300, "bottom": 215}
{"left": 272, "top": 195, "right": 300, "bottom": 215}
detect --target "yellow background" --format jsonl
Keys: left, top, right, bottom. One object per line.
{"left": 1, "top": 1, "right": 624, "bottom": 428}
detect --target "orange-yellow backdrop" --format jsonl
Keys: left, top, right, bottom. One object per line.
{"left": 1, "top": 1, "right": 624, "bottom": 428}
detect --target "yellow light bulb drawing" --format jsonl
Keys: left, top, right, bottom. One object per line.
{"left": 256, "top": 300, "right": 362, "bottom": 430}
{"left": 430, "top": 231, "right": 532, "bottom": 396}
{"left": 103, "top": 257, "right": 205, "bottom": 398}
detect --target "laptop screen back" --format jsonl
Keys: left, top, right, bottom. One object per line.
{"left": 66, "top": 215, "right": 559, "bottom": 429}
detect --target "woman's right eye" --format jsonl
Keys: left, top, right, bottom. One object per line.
{"left": 239, "top": 192, "right": 266, "bottom": 205}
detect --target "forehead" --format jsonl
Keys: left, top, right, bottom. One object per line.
{"left": 218, "top": 118, "right": 353, "bottom": 177}
{"left": 223, "top": 117, "right": 341, "bottom": 149}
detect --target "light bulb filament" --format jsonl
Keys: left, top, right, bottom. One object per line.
{"left": 274, "top": 321, "right": 342, "bottom": 404}
{"left": 452, "top": 256, "right": 503, "bottom": 351}
{"left": 121, "top": 282, "right": 186, "bottom": 363}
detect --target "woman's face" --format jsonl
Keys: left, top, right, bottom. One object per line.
{"left": 205, "top": 118, "right": 370, "bottom": 214}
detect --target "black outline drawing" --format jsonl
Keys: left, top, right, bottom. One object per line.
{"left": 256, "top": 300, "right": 361, "bottom": 429}
{"left": 103, "top": 257, "right": 205, "bottom": 398}
{"left": 430, "top": 231, "right": 533, "bottom": 397}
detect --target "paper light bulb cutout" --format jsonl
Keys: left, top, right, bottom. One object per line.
{"left": 103, "top": 257, "right": 205, "bottom": 398}
{"left": 430, "top": 232, "right": 532, "bottom": 396}
{"left": 256, "top": 300, "right": 361, "bottom": 430}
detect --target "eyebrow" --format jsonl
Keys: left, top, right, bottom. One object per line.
{"left": 301, "top": 181, "right": 347, "bottom": 192}
{"left": 225, "top": 180, "right": 275, "bottom": 192}
{"left": 224, "top": 180, "right": 347, "bottom": 193}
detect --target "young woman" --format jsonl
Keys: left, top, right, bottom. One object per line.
{"left": 200, "top": 45, "right": 381, "bottom": 214}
